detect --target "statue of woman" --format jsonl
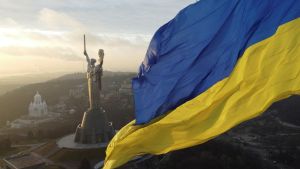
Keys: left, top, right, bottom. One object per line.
{"left": 84, "top": 49, "right": 104, "bottom": 110}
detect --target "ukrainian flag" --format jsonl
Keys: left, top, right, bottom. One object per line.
{"left": 104, "top": 0, "right": 300, "bottom": 168}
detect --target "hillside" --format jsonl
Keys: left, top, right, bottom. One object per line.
{"left": 0, "top": 72, "right": 68, "bottom": 96}
{"left": 270, "top": 96, "right": 300, "bottom": 124}
{"left": 0, "top": 72, "right": 135, "bottom": 127}
{"left": 1, "top": 71, "right": 299, "bottom": 128}
{"left": 0, "top": 72, "right": 299, "bottom": 169}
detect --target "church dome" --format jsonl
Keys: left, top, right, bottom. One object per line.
{"left": 34, "top": 92, "right": 42, "bottom": 104}
{"left": 29, "top": 91, "right": 48, "bottom": 117}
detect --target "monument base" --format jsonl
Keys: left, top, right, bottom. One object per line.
{"left": 74, "top": 107, "right": 115, "bottom": 144}
{"left": 57, "top": 133, "right": 107, "bottom": 149}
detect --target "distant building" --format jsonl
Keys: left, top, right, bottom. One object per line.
{"left": 69, "top": 85, "right": 85, "bottom": 98}
{"left": 9, "top": 92, "right": 60, "bottom": 129}
{"left": 9, "top": 118, "right": 34, "bottom": 129}
{"left": 118, "top": 81, "right": 132, "bottom": 96}
{"left": 117, "top": 80, "right": 134, "bottom": 108}
{"left": 28, "top": 92, "right": 48, "bottom": 117}
{"left": 69, "top": 109, "right": 76, "bottom": 115}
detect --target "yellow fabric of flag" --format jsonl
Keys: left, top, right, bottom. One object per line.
{"left": 104, "top": 18, "right": 300, "bottom": 169}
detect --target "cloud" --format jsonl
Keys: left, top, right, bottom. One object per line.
{"left": 0, "top": 16, "right": 149, "bottom": 64}
{"left": 38, "top": 8, "right": 86, "bottom": 31}
{"left": 0, "top": 46, "right": 82, "bottom": 61}
{"left": 0, "top": 0, "right": 195, "bottom": 75}
{"left": 0, "top": 18, "right": 20, "bottom": 28}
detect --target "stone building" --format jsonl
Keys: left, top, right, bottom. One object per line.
{"left": 28, "top": 92, "right": 48, "bottom": 117}
{"left": 8, "top": 92, "right": 59, "bottom": 129}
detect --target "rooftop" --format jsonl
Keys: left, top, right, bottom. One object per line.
{"left": 3, "top": 153, "right": 45, "bottom": 169}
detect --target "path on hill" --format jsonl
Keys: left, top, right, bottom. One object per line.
{"left": 275, "top": 117, "right": 300, "bottom": 129}
{"left": 11, "top": 143, "right": 45, "bottom": 148}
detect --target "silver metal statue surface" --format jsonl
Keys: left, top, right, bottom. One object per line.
{"left": 84, "top": 45, "right": 104, "bottom": 110}
{"left": 74, "top": 35, "right": 114, "bottom": 144}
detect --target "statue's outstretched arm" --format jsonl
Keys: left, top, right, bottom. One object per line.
{"left": 84, "top": 50, "right": 91, "bottom": 66}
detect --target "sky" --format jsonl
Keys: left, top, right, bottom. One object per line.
{"left": 0, "top": 0, "right": 195, "bottom": 77}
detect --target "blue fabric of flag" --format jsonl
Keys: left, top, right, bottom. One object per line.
{"left": 132, "top": 0, "right": 300, "bottom": 124}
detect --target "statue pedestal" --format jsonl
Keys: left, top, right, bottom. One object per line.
{"left": 74, "top": 107, "right": 114, "bottom": 144}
